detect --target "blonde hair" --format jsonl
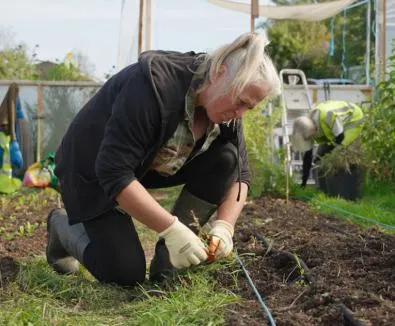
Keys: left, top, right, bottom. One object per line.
{"left": 195, "top": 32, "right": 281, "bottom": 102}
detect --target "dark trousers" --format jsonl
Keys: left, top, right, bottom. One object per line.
{"left": 82, "top": 139, "right": 238, "bottom": 285}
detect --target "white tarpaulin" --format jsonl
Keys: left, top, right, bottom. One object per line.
{"left": 208, "top": 0, "right": 357, "bottom": 21}
{"left": 117, "top": 0, "right": 151, "bottom": 71}
{"left": 117, "top": 0, "right": 139, "bottom": 71}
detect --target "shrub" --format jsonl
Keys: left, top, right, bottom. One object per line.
{"left": 243, "top": 100, "right": 286, "bottom": 197}
{"left": 317, "top": 140, "right": 368, "bottom": 177}
{"left": 361, "top": 43, "right": 395, "bottom": 182}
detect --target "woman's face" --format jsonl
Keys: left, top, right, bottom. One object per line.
{"left": 198, "top": 67, "right": 267, "bottom": 124}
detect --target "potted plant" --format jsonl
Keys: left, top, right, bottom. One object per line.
{"left": 315, "top": 141, "right": 367, "bottom": 201}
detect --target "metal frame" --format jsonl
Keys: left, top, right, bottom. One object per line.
{"left": 279, "top": 69, "right": 313, "bottom": 178}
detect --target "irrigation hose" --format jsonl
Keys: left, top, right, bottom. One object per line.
{"left": 234, "top": 253, "right": 276, "bottom": 326}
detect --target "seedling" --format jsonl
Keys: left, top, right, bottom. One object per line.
{"left": 16, "top": 222, "right": 39, "bottom": 237}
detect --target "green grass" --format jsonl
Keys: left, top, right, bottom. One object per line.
{"left": 293, "top": 180, "right": 395, "bottom": 231}
{"left": 0, "top": 257, "right": 239, "bottom": 326}
{"left": 0, "top": 185, "right": 240, "bottom": 325}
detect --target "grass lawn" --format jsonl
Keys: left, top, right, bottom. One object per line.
{"left": 293, "top": 180, "right": 395, "bottom": 231}
{"left": 0, "top": 187, "right": 239, "bottom": 326}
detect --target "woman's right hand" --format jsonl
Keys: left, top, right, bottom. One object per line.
{"left": 159, "top": 216, "right": 208, "bottom": 268}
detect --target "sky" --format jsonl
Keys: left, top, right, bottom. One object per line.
{"left": 0, "top": 0, "right": 270, "bottom": 80}
{"left": 1, "top": 0, "right": 393, "bottom": 81}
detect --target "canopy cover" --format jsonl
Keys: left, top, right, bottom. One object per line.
{"left": 208, "top": 0, "right": 357, "bottom": 21}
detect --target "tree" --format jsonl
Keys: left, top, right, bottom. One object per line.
{"left": 0, "top": 35, "right": 37, "bottom": 80}
{"left": 261, "top": 0, "right": 373, "bottom": 80}
{"left": 265, "top": 20, "right": 331, "bottom": 77}
{"left": 37, "top": 51, "right": 94, "bottom": 81}
{"left": 70, "top": 50, "right": 96, "bottom": 79}
{"left": 0, "top": 29, "right": 96, "bottom": 81}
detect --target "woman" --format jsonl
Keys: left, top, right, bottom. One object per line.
{"left": 46, "top": 32, "right": 281, "bottom": 285}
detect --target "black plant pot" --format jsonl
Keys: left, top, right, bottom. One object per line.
{"left": 317, "top": 165, "right": 364, "bottom": 201}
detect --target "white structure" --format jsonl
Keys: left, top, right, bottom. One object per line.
{"left": 275, "top": 70, "right": 372, "bottom": 184}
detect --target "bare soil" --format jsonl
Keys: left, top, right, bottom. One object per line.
{"left": 0, "top": 190, "right": 59, "bottom": 288}
{"left": 219, "top": 196, "right": 395, "bottom": 326}
{"left": 0, "top": 191, "right": 394, "bottom": 325}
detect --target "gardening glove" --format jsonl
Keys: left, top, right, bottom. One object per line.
{"left": 208, "top": 220, "right": 234, "bottom": 259}
{"left": 159, "top": 216, "right": 208, "bottom": 269}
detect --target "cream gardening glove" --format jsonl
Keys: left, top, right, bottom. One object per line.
{"left": 159, "top": 217, "right": 208, "bottom": 269}
{"left": 208, "top": 220, "right": 234, "bottom": 259}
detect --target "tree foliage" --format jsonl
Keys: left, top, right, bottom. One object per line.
{"left": 261, "top": 0, "right": 373, "bottom": 80}
{"left": 0, "top": 30, "right": 94, "bottom": 81}
{"left": 0, "top": 44, "right": 37, "bottom": 79}
{"left": 45, "top": 62, "right": 91, "bottom": 81}
{"left": 361, "top": 44, "right": 395, "bottom": 182}
{"left": 265, "top": 20, "right": 331, "bottom": 76}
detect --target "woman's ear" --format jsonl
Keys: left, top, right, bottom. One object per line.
{"left": 213, "top": 64, "right": 227, "bottom": 82}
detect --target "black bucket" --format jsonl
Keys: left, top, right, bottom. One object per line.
{"left": 316, "top": 165, "right": 364, "bottom": 201}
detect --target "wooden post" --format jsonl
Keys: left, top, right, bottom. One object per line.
{"left": 36, "top": 86, "right": 43, "bottom": 162}
{"left": 145, "top": 0, "right": 152, "bottom": 51}
{"left": 381, "top": 0, "right": 387, "bottom": 79}
{"left": 375, "top": 0, "right": 387, "bottom": 83}
{"left": 138, "top": 0, "right": 144, "bottom": 56}
{"left": 250, "top": 0, "right": 259, "bottom": 32}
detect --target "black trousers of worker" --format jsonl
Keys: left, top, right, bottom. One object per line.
{"left": 82, "top": 139, "right": 239, "bottom": 285}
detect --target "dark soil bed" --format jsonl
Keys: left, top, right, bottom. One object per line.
{"left": 0, "top": 190, "right": 59, "bottom": 289}
{"left": 219, "top": 196, "right": 395, "bottom": 326}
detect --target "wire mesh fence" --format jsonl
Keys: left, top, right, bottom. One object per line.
{"left": 0, "top": 80, "right": 102, "bottom": 167}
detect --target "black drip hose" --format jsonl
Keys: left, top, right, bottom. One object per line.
{"left": 339, "top": 303, "right": 365, "bottom": 326}
{"left": 253, "top": 233, "right": 366, "bottom": 325}
{"left": 254, "top": 233, "right": 315, "bottom": 285}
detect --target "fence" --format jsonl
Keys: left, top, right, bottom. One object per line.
{"left": 0, "top": 80, "right": 373, "bottom": 174}
{"left": 0, "top": 80, "right": 103, "bottom": 168}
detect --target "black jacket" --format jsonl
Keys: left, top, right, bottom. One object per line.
{"left": 55, "top": 50, "right": 251, "bottom": 224}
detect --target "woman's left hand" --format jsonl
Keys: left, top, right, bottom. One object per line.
{"left": 208, "top": 220, "right": 234, "bottom": 259}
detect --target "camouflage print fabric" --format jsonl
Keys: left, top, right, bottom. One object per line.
{"left": 151, "top": 74, "right": 220, "bottom": 177}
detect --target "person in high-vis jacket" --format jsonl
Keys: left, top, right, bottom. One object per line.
{"left": 45, "top": 32, "right": 281, "bottom": 286}
{"left": 292, "top": 100, "right": 364, "bottom": 187}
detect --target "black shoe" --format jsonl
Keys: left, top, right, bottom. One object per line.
{"left": 149, "top": 239, "right": 176, "bottom": 283}
{"left": 46, "top": 208, "right": 80, "bottom": 274}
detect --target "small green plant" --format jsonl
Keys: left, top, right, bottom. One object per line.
{"left": 293, "top": 253, "right": 308, "bottom": 287}
{"left": 362, "top": 41, "right": 395, "bottom": 183}
{"left": 16, "top": 222, "right": 39, "bottom": 237}
{"left": 243, "top": 99, "right": 287, "bottom": 197}
{"left": 3, "top": 232, "right": 15, "bottom": 241}
{"left": 317, "top": 140, "right": 368, "bottom": 177}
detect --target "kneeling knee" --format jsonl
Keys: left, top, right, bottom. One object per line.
{"left": 84, "top": 250, "right": 146, "bottom": 286}
{"left": 218, "top": 144, "right": 238, "bottom": 172}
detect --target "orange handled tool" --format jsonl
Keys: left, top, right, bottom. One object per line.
{"left": 207, "top": 237, "right": 221, "bottom": 263}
